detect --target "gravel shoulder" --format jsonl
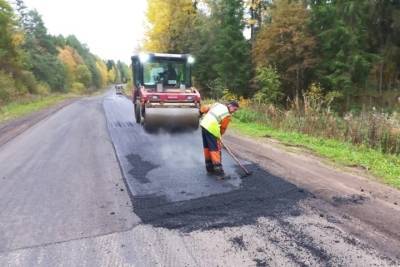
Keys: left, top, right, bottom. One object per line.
{"left": 225, "top": 132, "right": 400, "bottom": 260}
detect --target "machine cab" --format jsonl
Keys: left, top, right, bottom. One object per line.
{"left": 132, "top": 53, "right": 196, "bottom": 93}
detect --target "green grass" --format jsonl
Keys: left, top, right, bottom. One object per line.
{"left": 231, "top": 119, "right": 400, "bottom": 189}
{"left": 0, "top": 94, "right": 76, "bottom": 123}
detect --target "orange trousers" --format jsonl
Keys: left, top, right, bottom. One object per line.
{"left": 201, "top": 127, "right": 221, "bottom": 166}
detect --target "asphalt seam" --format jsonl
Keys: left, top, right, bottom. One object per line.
{"left": 101, "top": 97, "right": 137, "bottom": 209}
{"left": 0, "top": 222, "right": 144, "bottom": 255}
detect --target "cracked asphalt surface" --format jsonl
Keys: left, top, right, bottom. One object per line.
{"left": 0, "top": 89, "right": 399, "bottom": 266}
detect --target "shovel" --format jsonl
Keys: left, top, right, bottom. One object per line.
{"left": 220, "top": 140, "right": 252, "bottom": 177}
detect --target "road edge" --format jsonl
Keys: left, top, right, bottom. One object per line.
{"left": 0, "top": 98, "right": 78, "bottom": 148}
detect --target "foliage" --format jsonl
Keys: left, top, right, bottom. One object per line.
{"left": 310, "top": 1, "right": 375, "bottom": 96}
{"left": 36, "top": 82, "right": 50, "bottom": 95}
{"left": 18, "top": 70, "right": 37, "bottom": 94}
{"left": 95, "top": 59, "right": 109, "bottom": 88}
{"left": 231, "top": 119, "right": 400, "bottom": 189}
{"left": 208, "top": 78, "right": 225, "bottom": 99}
{"left": 107, "top": 65, "right": 117, "bottom": 84}
{"left": 0, "top": 0, "right": 109, "bottom": 105}
{"left": 0, "top": 0, "right": 23, "bottom": 73}
{"left": 253, "top": 66, "right": 282, "bottom": 104}
{"left": 29, "top": 50, "right": 67, "bottom": 91}
{"left": 233, "top": 98, "right": 400, "bottom": 156}
{"left": 211, "top": 0, "right": 251, "bottom": 96}
{"left": 191, "top": 11, "right": 219, "bottom": 94}
{"left": 75, "top": 64, "right": 92, "bottom": 88}
{"left": 142, "top": 0, "right": 400, "bottom": 110}
{"left": 65, "top": 35, "right": 104, "bottom": 89}
{"left": 18, "top": 10, "right": 67, "bottom": 91}
{"left": 58, "top": 45, "right": 84, "bottom": 88}
{"left": 144, "top": 0, "right": 199, "bottom": 53}
{"left": 104, "top": 60, "right": 130, "bottom": 84}
{"left": 253, "top": 0, "right": 317, "bottom": 100}
{"left": 0, "top": 71, "right": 16, "bottom": 104}
{"left": 70, "top": 82, "right": 85, "bottom": 94}
{"left": 144, "top": 0, "right": 251, "bottom": 97}
{"left": 117, "top": 60, "right": 131, "bottom": 83}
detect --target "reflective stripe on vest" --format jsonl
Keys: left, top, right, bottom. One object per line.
{"left": 209, "top": 109, "right": 230, "bottom": 123}
{"left": 200, "top": 103, "right": 230, "bottom": 138}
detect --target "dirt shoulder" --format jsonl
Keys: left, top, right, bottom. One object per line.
{"left": 225, "top": 132, "right": 400, "bottom": 260}
{"left": 0, "top": 98, "right": 77, "bottom": 147}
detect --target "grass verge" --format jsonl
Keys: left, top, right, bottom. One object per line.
{"left": 231, "top": 119, "right": 400, "bottom": 190}
{"left": 0, "top": 94, "right": 76, "bottom": 123}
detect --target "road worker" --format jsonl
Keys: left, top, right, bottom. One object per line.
{"left": 200, "top": 100, "right": 239, "bottom": 178}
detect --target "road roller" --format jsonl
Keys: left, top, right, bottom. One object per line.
{"left": 131, "top": 53, "right": 201, "bottom": 131}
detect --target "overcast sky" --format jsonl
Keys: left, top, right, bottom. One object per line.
{"left": 22, "top": 0, "right": 148, "bottom": 63}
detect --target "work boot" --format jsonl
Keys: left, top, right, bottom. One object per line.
{"left": 205, "top": 161, "right": 214, "bottom": 174}
{"left": 213, "top": 165, "right": 228, "bottom": 180}
{"left": 213, "top": 165, "right": 224, "bottom": 175}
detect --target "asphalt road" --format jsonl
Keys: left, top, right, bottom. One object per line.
{"left": 0, "top": 89, "right": 398, "bottom": 266}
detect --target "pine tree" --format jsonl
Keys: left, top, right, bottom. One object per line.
{"left": 211, "top": 0, "right": 251, "bottom": 95}
{"left": 310, "top": 0, "right": 374, "bottom": 94}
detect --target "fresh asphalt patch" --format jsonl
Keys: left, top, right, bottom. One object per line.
{"left": 103, "top": 93, "right": 308, "bottom": 232}
{"left": 129, "top": 163, "right": 308, "bottom": 232}
{"left": 103, "top": 94, "right": 242, "bottom": 202}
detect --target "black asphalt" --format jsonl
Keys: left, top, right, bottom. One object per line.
{"left": 103, "top": 93, "right": 244, "bottom": 203}
{"left": 103, "top": 93, "right": 308, "bottom": 231}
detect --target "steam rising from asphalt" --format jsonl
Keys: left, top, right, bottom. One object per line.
{"left": 157, "top": 131, "right": 204, "bottom": 167}
{"left": 104, "top": 92, "right": 242, "bottom": 202}
{"left": 140, "top": 128, "right": 242, "bottom": 201}
{"left": 144, "top": 108, "right": 204, "bottom": 168}
{"left": 146, "top": 129, "right": 240, "bottom": 181}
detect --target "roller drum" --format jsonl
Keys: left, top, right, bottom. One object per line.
{"left": 143, "top": 108, "right": 199, "bottom": 131}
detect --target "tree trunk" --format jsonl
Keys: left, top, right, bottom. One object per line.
{"left": 250, "top": 0, "right": 255, "bottom": 43}
{"left": 379, "top": 61, "right": 383, "bottom": 94}
{"left": 296, "top": 65, "right": 300, "bottom": 111}
{"left": 257, "top": 2, "right": 262, "bottom": 32}
{"left": 296, "top": 65, "right": 300, "bottom": 96}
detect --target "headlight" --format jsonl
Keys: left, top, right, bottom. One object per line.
{"left": 187, "top": 96, "right": 194, "bottom": 100}
{"left": 188, "top": 55, "right": 195, "bottom": 64}
{"left": 150, "top": 95, "right": 159, "bottom": 100}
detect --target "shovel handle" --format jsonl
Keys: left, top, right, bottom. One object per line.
{"left": 220, "top": 140, "right": 251, "bottom": 175}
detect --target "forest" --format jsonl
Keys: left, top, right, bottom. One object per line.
{"left": 0, "top": 0, "right": 129, "bottom": 105}
{"left": 143, "top": 0, "right": 400, "bottom": 157}
{"left": 144, "top": 0, "right": 400, "bottom": 112}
